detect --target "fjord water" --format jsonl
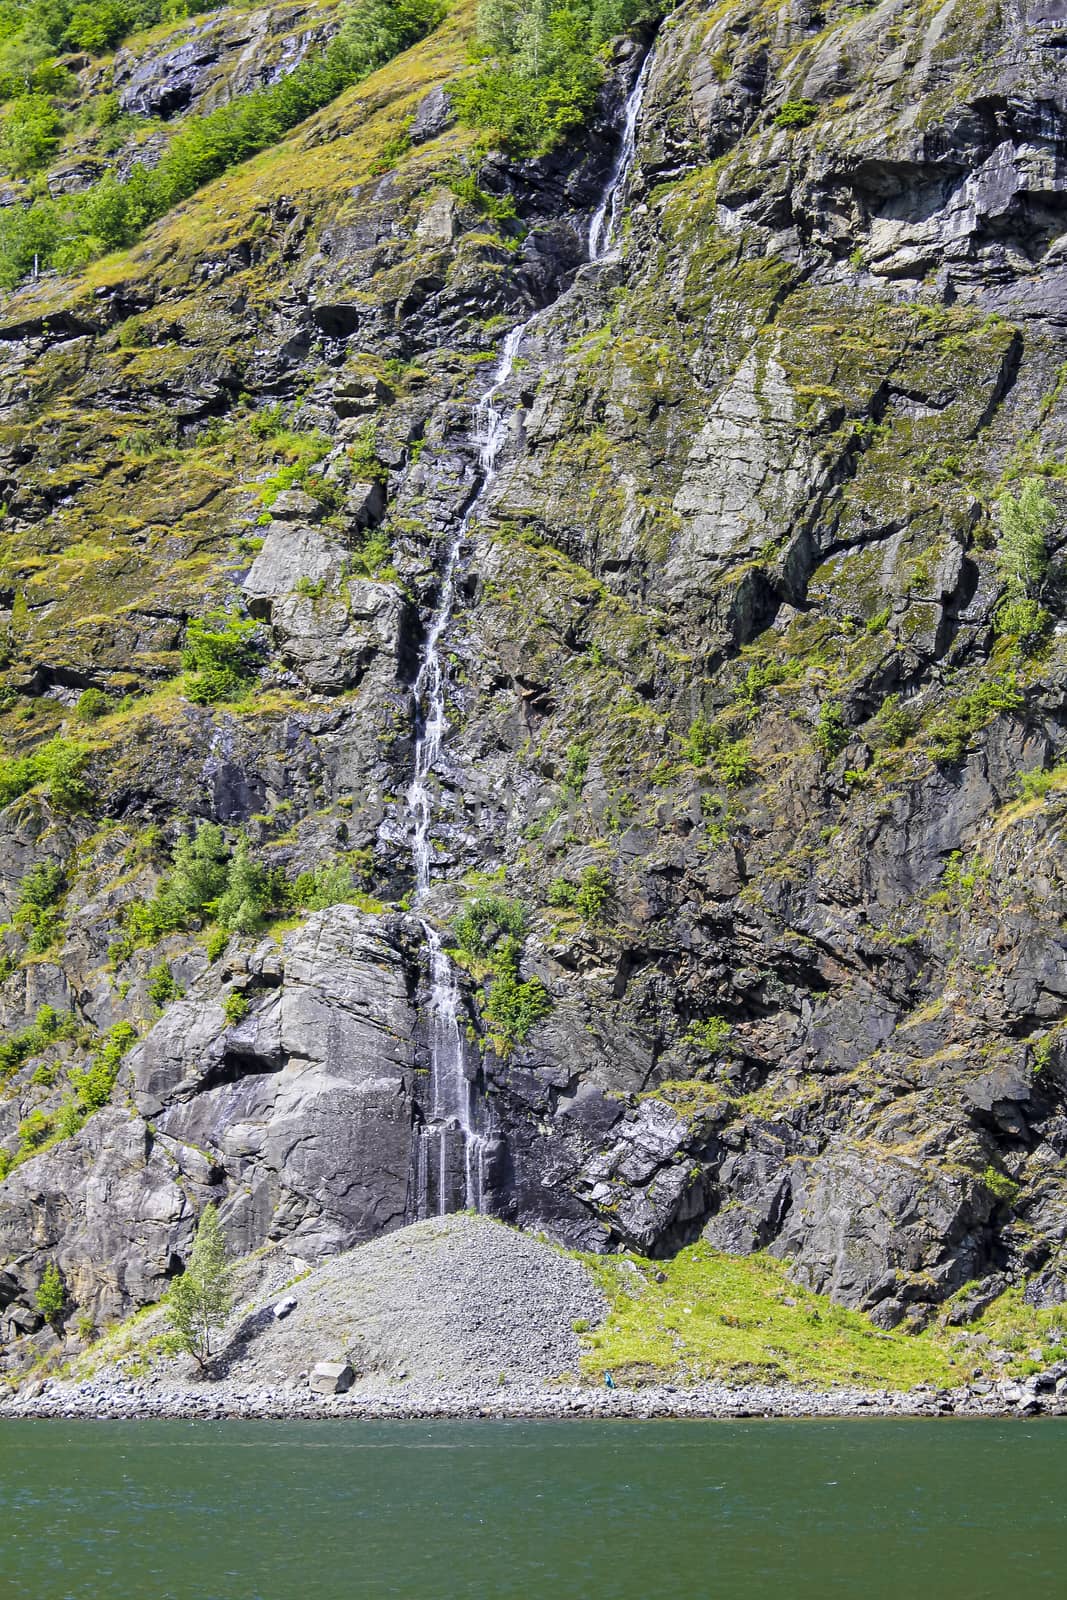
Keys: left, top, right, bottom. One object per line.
{"left": 3, "top": 1419, "right": 1066, "bottom": 1600}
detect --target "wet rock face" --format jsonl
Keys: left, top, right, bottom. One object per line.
{"left": 3, "top": 0, "right": 1067, "bottom": 1350}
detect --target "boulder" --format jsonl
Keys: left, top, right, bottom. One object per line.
{"left": 309, "top": 1360, "right": 355, "bottom": 1394}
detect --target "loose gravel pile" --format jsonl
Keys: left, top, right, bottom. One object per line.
{"left": 223, "top": 1214, "right": 605, "bottom": 1388}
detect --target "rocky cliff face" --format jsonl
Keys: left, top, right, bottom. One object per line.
{"left": 2, "top": 0, "right": 1067, "bottom": 1366}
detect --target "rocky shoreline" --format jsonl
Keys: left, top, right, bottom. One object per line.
{"left": 3, "top": 1375, "right": 1063, "bottom": 1424}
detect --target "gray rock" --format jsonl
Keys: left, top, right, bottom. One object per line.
{"left": 309, "top": 1361, "right": 355, "bottom": 1394}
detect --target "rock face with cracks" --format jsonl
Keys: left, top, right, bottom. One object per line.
{"left": 3, "top": 0, "right": 1067, "bottom": 1368}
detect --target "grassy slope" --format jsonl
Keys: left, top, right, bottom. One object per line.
{"left": 579, "top": 1243, "right": 968, "bottom": 1389}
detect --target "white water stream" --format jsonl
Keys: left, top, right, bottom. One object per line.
{"left": 406, "top": 53, "right": 654, "bottom": 1216}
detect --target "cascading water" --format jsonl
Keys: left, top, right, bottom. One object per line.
{"left": 406, "top": 50, "right": 654, "bottom": 1217}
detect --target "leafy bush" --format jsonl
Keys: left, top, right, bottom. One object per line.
{"left": 290, "top": 856, "right": 369, "bottom": 910}
{"left": 182, "top": 611, "right": 261, "bottom": 704}
{"left": 773, "top": 99, "right": 818, "bottom": 129}
{"left": 686, "top": 1015, "right": 733, "bottom": 1054}
{"left": 215, "top": 836, "right": 270, "bottom": 933}
{"left": 69, "top": 1019, "right": 137, "bottom": 1112}
{"left": 548, "top": 864, "right": 614, "bottom": 922}
{"left": 0, "top": 0, "right": 446, "bottom": 285}
{"left": 146, "top": 961, "right": 180, "bottom": 1007}
{"left": 982, "top": 1165, "right": 1020, "bottom": 1206}
{"left": 996, "top": 478, "right": 1054, "bottom": 597}
{"left": 455, "top": 0, "right": 657, "bottom": 155}
{"left": 562, "top": 741, "right": 588, "bottom": 801}
{"left": 35, "top": 1260, "right": 65, "bottom": 1325}
{"left": 0, "top": 92, "right": 62, "bottom": 174}
{"left": 0, "top": 1002, "right": 76, "bottom": 1084}
{"left": 1016, "top": 762, "right": 1067, "bottom": 802}
{"left": 14, "top": 858, "right": 65, "bottom": 952}
{"left": 813, "top": 702, "right": 849, "bottom": 761}
{"left": 714, "top": 738, "right": 756, "bottom": 788}
{"left": 683, "top": 714, "right": 715, "bottom": 766}
{"left": 222, "top": 990, "right": 249, "bottom": 1026}
{"left": 928, "top": 677, "right": 1024, "bottom": 764}
{"left": 74, "top": 686, "right": 112, "bottom": 720}
{"left": 870, "top": 693, "right": 914, "bottom": 750}
{"left": 454, "top": 894, "right": 527, "bottom": 959}
{"left": 484, "top": 968, "right": 552, "bottom": 1047}
{"left": 994, "top": 596, "right": 1050, "bottom": 646}
{"left": 0, "top": 736, "right": 92, "bottom": 810}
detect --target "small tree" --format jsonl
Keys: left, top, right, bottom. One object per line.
{"left": 35, "top": 1261, "right": 65, "bottom": 1326}
{"left": 167, "top": 1204, "right": 232, "bottom": 1368}
{"left": 996, "top": 478, "right": 1054, "bottom": 597}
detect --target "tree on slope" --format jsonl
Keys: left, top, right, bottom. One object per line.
{"left": 167, "top": 1204, "right": 232, "bottom": 1368}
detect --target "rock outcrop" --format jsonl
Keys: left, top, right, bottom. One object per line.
{"left": 3, "top": 0, "right": 1067, "bottom": 1366}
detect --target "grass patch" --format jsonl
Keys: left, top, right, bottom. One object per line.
{"left": 579, "top": 1242, "right": 963, "bottom": 1389}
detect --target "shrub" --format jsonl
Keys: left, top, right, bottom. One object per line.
{"left": 35, "top": 1260, "right": 65, "bottom": 1325}
{"left": 290, "top": 857, "right": 367, "bottom": 911}
{"left": 982, "top": 1165, "right": 1020, "bottom": 1206}
{"left": 928, "top": 676, "right": 1024, "bottom": 764}
{"left": 222, "top": 990, "right": 249, "bottom": 1026}
{"left": 996, "top": 478, "right": 1054, "bottom": 598}
{"left": 15, "top": 858, "right": 65, "bottom": 952}
{"left": 167, "top": 1203, "right": 232, "bottom": 1367}
{"left": 74, "top": 687, "right": 112, "bottom": 721}
{"left": 813, "top": 702, "right": 849, "bottom": 761}
{"left": 683, "top": 714, "right": 715, "bottom": 766}
{"left": 547, "top": 864, "right": 614, "bottom": 921}
{"left": 64, "top": 0, "right": 132, "bottom": 51}
{"left": 994, "top": 596, "right": 1050, "bottom": 646}
{"left": 204, "top": 926, "right": 229, "bottom": 961}
{"left": 146, "top": 961, "right": 180, "bottom": 1007}
{"left": 0, "top": 92, "right": 62, "bottom": 175}
{"left": 69, "top": 1020, "right": 137, "bottom": 1112}
{"left": 484, "top": 969, "right": 552, "bottom": 1048}
{"left": 0, "top": 1003, "right": 76, "bottom": 1084}
{"left": 714, "top": 738, "right": 756, "bottom": 788}
{"left": 0, "top": 736, "right": 91, "bottom": 810}
{"left": 182, "top": 611, "right": 262, "bottom": 704}
{"left": 562, "top": 741, "right": 588, "bottom": 801}
{"left": 215, "top": 836, "right": 270, "bottom": 933}
{"left": 773, "top": 99, "right": 818, "bottom": 129}
{"left": 1016, "top": 763, "right": 1067, "bottom": 802}
{"left": 870, "top": 693, "right": 914, "bottom": 749}
{"left": 686, "top": 1015, "right": 733, "bottom": 1054}
{"left": 454, "top": 894, "right": 527, "bottom": 959}
{"left": 454, "top": 0, "right": 655, "bottom": 155}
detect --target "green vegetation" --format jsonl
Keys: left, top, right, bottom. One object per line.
{"left": 969, "top": 1282, "right": 1067, "bottom": 1377}
{"left": 14, "top": 859, "right": 65, "bottom": 953}
{"left": 5, "top": 1019, "right": 138, "bottom": 1175}
{"left": 74, "top": 687, "right": 113, "bottom": 722}
{"left": 994, "top": 478, "right": 1055, "bottom": 644}
{"left": 34, "top": 1260, "right": 65, "bottom": 1326}
{"left": 0, "top": 90, "right": 62, "bottom": 174}
{"left": 453, "top": 893, "right": 527, "bottom": 959}
{"left": 813, "top": 701, "right": 849, "bottom": 761}
{"left": 561, "top": 740, "right": 589, "bottom": 802}
{"left": 547, "top": 863, "right": 614, "bottom": 922}
{"left": 0, "top": 1003, "right": 76, "bottom": 1086}
{"left": 452, "top": 893, "right": 551, "bottom": 1049}
{"left": 0, "top": 0, "right": 217, "bottom": 113}
{"left": 110, "top": 824, "right": 374, "bottom": 961}
{"left": 927, "top": 676, "right": 1023, "bottom": 764}
{"left": 579, "top": 1241, "right": 961, "bottom": 1387}
{"left": 146, "top": 961, "right": 180, "bottom": 1007}
{"left": 167, "top": 1203, "right": 232, "bottom": 1368}
{"left": 0, "top": 736, "right": 92, "bottom": 811}
{"left": 454, "top": 0, "right": 658, "bottom": 155}
{"left": 181, "top": 611, "right": 262, "bottom": 705}
{"left": 773, "top": 99, "right": 818, "bottom": 130}
{"left": 714, "top": 737, "right": 756, "bottom": 788}
{"left": 222, "top": 990, "right": 249, "bottom": 1026}
{"left": 685, "top": 1015, "right": 732, "bottom": 1054}
{"left": 0, "top": 0, "right": 446, "bottom": 286}
{"left": 1016, "top": 762, "right": 1067, "bottom": 802}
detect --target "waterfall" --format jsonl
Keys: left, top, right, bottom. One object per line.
{"left": 405, "top": 49, "right": 654, "bottom": 1218}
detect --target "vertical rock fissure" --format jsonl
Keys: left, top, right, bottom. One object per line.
{"left": 405, "top": 48, "right": 655, "bottom": 1218}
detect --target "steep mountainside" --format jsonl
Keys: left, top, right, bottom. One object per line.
{"left": 1, "top": 0, "right": 1067, "bottom": 1370}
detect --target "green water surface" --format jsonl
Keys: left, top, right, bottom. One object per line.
{"left": 1, "top": 1417, "right": 1064, "bottom": 1599}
